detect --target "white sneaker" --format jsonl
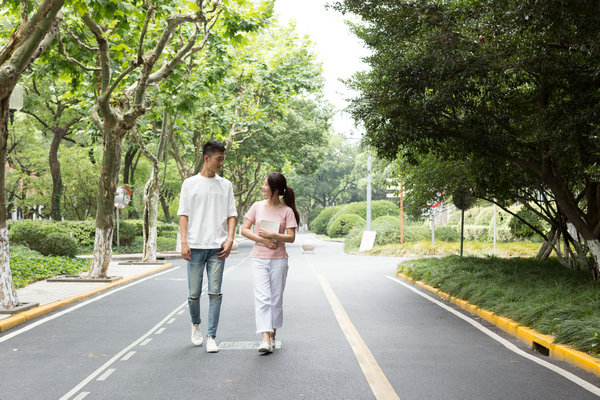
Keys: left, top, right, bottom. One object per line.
{"left": 191, "top": 324, "right": 203, "bottom": 346}
{"left": 258, "top": 341, "right": 273, "bottom": 353}
{"left": 206, "top": 337, "right": 219, "bottom": 353}
{"left": 270, "top": 337, "right": 276, "bottom": 349}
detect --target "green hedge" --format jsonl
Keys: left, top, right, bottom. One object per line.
{"left": 310, "top": 207, "right": 333, "bottom": 234}
{"left": 10, "top": 221, "right": 79, "bottom": 257}
{"left": 327, "top": 214, "right": 365, "bottom": 238}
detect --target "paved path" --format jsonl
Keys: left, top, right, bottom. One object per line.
{"left": 1, "top": 235, "right": 599, "bottom": 399}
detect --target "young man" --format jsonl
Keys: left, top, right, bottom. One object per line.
{"left": 177, "top": 141, "right": 237, "bottom": 353}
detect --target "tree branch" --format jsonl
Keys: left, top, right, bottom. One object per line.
{"left": 57, "top": 31, "right": 101, "bottom": 72}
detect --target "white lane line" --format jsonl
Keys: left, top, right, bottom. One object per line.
{"left": 386, "top": 275, "right": 600, "bottom": 397}
{"left": 97, "top": 368, "right": 116, "bottom": 381}
{"left": 59, "top": 300, "right": 187, "bottom": 400}
{"left": 167, "top": 318, "right": 176, "bottom": 324}
{"left": 155, "top": 327, "right": 166, "bottom": 335}
{"left": 121, "top": 351, "right": 136, "bottom": 361}
{"left": 72, "top": 393, "right": 89, "bottom": 400}
{"left": 59, "top": 261, "right": 246, "bottom": 400}
{"left": 306, "top": 257, "right": 400, "bottom": 400}
{"left": 0, "top": 267, "right": 180, "bottom": 343}
{"left": 177, "top": 310, "right": 185, "bottom": 315}
{"left": 140, "top": 338, "right": 152, "bottom": 346}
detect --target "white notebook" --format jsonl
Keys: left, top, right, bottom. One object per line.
{"left": 260, "top": 219, "right": 280, "bottom": 233}
{"left": 257, "top": 219, "right": 280, "bottom": 246}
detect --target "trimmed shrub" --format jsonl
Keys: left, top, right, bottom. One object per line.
{"left": 39, "top": 232, "right": 79, "bottom": 258}
{"left": 10, "top": 221, "right": 79, "bottom": 257}
{"left": 474, "top": 207, "right": 494, "bottom": 226}
{"left": 310, "top": 207, "right": 333, "bottom": 234}
{"left": 113, "top": 220, "right": 137, "bottom": 246}
{"left": 328, "top": 214, "right": 365, "bottom": 238}
{"left": 58, "top": 220, "right": 96, "bottom": 247}
{"left": 10, "top": 221, "right": 46, "bottom": 250}
{"left": 435, "top": 226, "right": 460, "bottom": 242}
{"left": 334, "top": 200, "right": 399, "bottom": 221}
{"left": 308, "top": 207, "right": 324, "bottom": 226}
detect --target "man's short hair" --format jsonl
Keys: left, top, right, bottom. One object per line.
{"left": 203, "top": 141, "right": 226, "bottom": 157}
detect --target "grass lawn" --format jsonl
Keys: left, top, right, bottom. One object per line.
{"left": 399, "top": 256, "right": 600, "bottom": 357}
{"left": 346, "top": 240, "right": 541, "bottom": 258}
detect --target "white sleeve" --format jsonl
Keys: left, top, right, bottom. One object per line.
{"left": 177, "top": 179, "right": 189, "bottom": 216}
{"left": 227, "top": 181, "right": 238, "bottom": 217}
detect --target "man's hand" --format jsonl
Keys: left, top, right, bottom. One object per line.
{"left": 217, "top": 239, "right": 234, "bottom": 259}
{"left": 181, "top": 242, "right": 191, "bottom": 261}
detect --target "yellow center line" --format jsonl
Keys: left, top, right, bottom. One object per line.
{"left": 307, "top": 257, "right": 400, "bottom": 400}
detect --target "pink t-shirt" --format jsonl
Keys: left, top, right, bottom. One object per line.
{"left": 244, "top": 200, "right": 298, "bottom": 259}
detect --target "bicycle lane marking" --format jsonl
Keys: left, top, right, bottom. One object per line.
{"left": 59, "top": 257, "right": 247, "bottom": 400}
{"left": 306, "top": 255, "right": 401, "bottom": 400}
{"left": 386, "top": 275, "right": 600, "bottom": 397}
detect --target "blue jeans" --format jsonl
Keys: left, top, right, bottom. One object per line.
{"left": 187, "top": 248, "right": 224, "bottom": 338}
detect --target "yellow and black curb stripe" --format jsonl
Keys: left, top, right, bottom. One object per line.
{"left": 397, "top": 272, "right": 600, "bottom": 378}
{"left": 0, "top": 263, "right": 173, "bottom": 333}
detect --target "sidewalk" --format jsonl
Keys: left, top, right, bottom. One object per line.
{"left": 0, "top": 252, "right": 180, "bottom": 332}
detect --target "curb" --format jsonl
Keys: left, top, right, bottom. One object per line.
{"left": 0, "top": 262, "right": 173, "bottom": 333}
{"left": 397, "top": 272, "right": 600, "bottom": 378}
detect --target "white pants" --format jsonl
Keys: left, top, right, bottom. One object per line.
{"left": 251, "top": 258, "right": 289, "bottom": 334}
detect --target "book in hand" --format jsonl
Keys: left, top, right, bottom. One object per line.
{"left": 257, "top": 219, "right": 280, "bottom": 246}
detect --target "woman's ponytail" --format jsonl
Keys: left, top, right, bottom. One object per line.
{"left": 283, "top": 186, "right": 300, "bottom": 225}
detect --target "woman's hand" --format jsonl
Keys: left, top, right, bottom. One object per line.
{"left": 261, "top": 237, "right": 278, "bottom": 249}
{"left": 257, "top": 228, "right": 274, "bottom": 239}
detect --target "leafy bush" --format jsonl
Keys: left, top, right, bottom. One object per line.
{"left": 58, "top": 220, "right": 96, "bottom": 247}
{"left": 308, "top": 207, "right": 325, "bottom": 226}
{"left": 334, "top": 200, "right": 399, "bottom": 221}
{"left": 113, "top": 220, "right": 136, "bottom": 246}
{"left": 327, "top": 214, "right": 365, "bottom": 238}
{"left": 310, "top": 207, "right": 333, "bottom": 234}
{"left": 39, "top": 232, "right": 79, "bottom": 258}
{"left": 10, "top": 221, "right": 79, "bottom": 257}
{"left": 509, "top": 208, "right": 545, "bottom": 239}
{"left": 474, "top": 207, "right": 494, "bottom": 226}
{"left": 435, "top": 226, "right": 460, "bottom": 242}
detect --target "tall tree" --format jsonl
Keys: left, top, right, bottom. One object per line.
{"left": 336, "top": 0, "right": 600, "bottom": 276}
{"left": 60, "top": 0, "right": 223, "bottom": 277}
{"left": 0, "top": 0, "right": 65, "bottom": 308}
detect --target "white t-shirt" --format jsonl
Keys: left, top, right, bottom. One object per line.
{"left": 177, "top": 174, "right": 238, "bottom": 249}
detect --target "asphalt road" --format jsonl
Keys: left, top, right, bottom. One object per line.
{"left": 1, "top": 234, "right": 599, "bottom": 399}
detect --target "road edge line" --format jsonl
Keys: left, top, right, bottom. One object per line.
{"left": 0, "top": 263, "right": 173, "bottom": 333}
{"left": 397, "top": 272, "right": 600, "bottom": 379}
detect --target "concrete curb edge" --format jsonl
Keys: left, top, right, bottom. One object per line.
{"left": 397, "top": 272, "right": 600, "bottom": 378}
{"left": 0, "top": 262, "right": 173, "bottom": 333}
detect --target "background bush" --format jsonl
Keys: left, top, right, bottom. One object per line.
{"left": 113, "top": 220, "right": 136, "bottom": 246}
{"left": 10, "top": 221, "right": 79, "bottom": 257}
{"left": 310, "top": 207, "right": 333, "bottom": 234}
{"left": 509, "top": 208, "right": 545, "bottom": 239}
{"left": 327, "top": 213, "right": 365, "bottom": 237}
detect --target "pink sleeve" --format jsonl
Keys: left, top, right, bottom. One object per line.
{"left": 244, "top": 202, "right": 257, "bottom": 222}
{"left": 285, "top": 207, "right": 298, "bottom": 229}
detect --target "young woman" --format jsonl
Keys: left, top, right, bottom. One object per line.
{"left": 241, "top": 172, "right": 299, "bottom": 353}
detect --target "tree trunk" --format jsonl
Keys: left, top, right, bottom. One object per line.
{"left": 159, "top": 192, "right": 171, "bottom": 222}
{"left": 142, "top": 169, "right": 159, "bottom": 262}
{"left": 49, "top": 131, "right": 63, "bottom": 220}
{"left": 0, "top": 99, "right": 18, "bottom": 308}
{"left": 88, "top": 129, "right": 123, "bottom": 278}
{"left": 588, "top": 239, "right": 600, "bottom": 280}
